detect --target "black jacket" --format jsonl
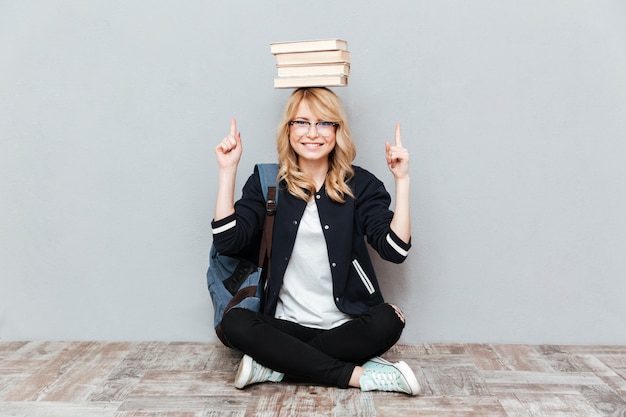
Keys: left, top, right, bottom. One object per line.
{"left": 211, "top": 165, "right": 411, "bottom": 317}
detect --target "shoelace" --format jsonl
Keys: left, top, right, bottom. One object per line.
{"left": 249, "top": 362, "right": 274, "bottom": 384}
{"left": 368, "top": 369, "right": 403, "bottom": 391}
{"left": 250, "top": 361, "right": 285, "bottom": 385}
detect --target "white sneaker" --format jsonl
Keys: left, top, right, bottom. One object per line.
{"left": 234, "top": 354, "right": 284, "bottom": 389}
{"left": 360, "top": 356, "right": 421, "bottom": 395}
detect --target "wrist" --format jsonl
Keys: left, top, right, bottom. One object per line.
{"left": 218, "top": 165, "right": 238, "bottom": 182}
{"left": 395, "top": 175, "right": 410, "bottom": 186}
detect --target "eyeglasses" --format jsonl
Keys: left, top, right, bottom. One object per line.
{"left": 289, "top": 120, "right": 338, "bottom": 135}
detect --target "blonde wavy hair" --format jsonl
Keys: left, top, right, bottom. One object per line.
{"left": 277, "top": 88, "right": 356, "bottom": 203}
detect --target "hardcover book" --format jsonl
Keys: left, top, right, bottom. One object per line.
{"left": 270, "top": 39, "right": 348, "bottom": 55}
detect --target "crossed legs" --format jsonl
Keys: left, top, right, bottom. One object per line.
{"left": 220, "top": 303, "right": 405, "bottom": 388}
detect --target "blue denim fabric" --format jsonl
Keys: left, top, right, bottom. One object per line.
{"left": 207, "top": 245, "right": 263, "bottom": 330}
{"left": 207, "top": 163, "right": 279, "bottom": 344}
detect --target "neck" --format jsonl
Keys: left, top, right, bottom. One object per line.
{"left": 299, "top": 159, "right": 329, "bottom": 190}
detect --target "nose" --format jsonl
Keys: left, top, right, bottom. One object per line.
{"left": 306, "top": 123, "right": 319, "bottom": 137}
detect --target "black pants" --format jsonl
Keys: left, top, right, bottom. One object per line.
{"left": 220, "top": 303, "right": 405, "bottom": 388}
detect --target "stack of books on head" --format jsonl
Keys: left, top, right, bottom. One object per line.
{"left": 271, "top": 39, "right": 350, "bottom": 89}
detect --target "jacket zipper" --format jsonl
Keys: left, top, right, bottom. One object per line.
{"left": 352, "top": 259, "right": 375, "bottom": 295}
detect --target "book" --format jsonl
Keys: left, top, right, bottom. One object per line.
{"left": 277, "top": 63, "right": 351, "bottom": 78}
{"left": 270, "top": 38, "right": 351, "bottom": 89}
{"left": 274, "top": 50, "right": 351, "bottom": 66}
{"left": 273, "top": 75, "right": 348, "bottom": 89}
{"left": 270, "top": 39, "right": 348, "bottom": 55}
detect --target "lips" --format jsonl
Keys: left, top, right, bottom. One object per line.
{"left": 303, "top": 143, "right": 324, "bottom": 149}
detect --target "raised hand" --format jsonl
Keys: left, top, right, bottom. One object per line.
{"left": 215, "top": 118, "right": 243, "bottom": 169}
{"left": 386, "top": 123, "right": 409, "bottom": 179}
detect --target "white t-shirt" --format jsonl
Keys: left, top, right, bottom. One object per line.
{"left": 274, "top": 200, "right": 351, "bottom": 329}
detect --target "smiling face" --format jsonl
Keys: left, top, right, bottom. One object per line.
{"left": 289, "top": 99, "right": 337, "bottom": 168}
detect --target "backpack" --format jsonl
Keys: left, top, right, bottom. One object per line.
{"left": 206, "top": 163, "right": 279, "bottom": 347}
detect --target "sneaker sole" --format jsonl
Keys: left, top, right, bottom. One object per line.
{"left": 394, "top": 360, "right": 421, "bottom": 396}
{"left": 234, "top": 354, "right": 253, "bottom": 389}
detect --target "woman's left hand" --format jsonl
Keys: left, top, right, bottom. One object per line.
{"left": 386, "top": 123, "right": 409, "bottom": 179}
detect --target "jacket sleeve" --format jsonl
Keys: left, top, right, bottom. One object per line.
{"left": 211, "top": 166, "right": 267, "bottom": 257}
{"left": 353, "top": 167, "right": 411, "bottom": 263}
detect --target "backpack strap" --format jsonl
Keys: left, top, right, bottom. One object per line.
{"left": 257, "top": 163, "right": 279, "bottom": 214}
{"left": 255, "top": 163, "right": 279, "bottom": 296}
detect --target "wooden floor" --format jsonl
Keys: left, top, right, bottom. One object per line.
{"left": 1, "top": 342, "right": 626, "bottom": 416}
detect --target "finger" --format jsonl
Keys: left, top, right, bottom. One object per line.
{"left": 385, "top": 141, "right": 392, "bottom": 164}
{"left": 219, "top": 139, "right": 232, "bottom": 153}
{"left": 230, "top": 118, "right": 237, "bottom": 137}
{"left": 216, "top": 141, "right": 229, "bottom": 154}
{"left": 394, "top": 122, "right": 403, "bottom": 148}
{"left": 219, "top": 135, "right": 236, "bottom": 152}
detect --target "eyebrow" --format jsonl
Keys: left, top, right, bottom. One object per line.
{"left": 293, "top": 117, "right": 331, "bottom": 123}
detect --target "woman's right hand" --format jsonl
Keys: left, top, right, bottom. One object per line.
{"left": 215, "top": 118, "right": 242, "bottom": 169}
{"left": 213, "top": 118, "right": 241, "bottom": 221}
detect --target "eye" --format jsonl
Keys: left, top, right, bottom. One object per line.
{"left": 293, "top": 120, "right": 310, "bottom": 127}
{"left": 317, "top": 121, "right": 335, "bottom": 128}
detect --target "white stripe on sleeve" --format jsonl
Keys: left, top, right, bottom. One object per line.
{"left": 386, "top": 233, "right": 409, "bottom": 257}
{"left": 212, "top": 220, "right": 236, "bottom": 235}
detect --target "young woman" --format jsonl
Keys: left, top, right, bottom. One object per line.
{"left": 212, "top": 87, "right": 420, "bottom": 395}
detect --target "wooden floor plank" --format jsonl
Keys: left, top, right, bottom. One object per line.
{"left": 115, "top": 412, "right": 200, "bottom": 417}
{"left": 498, "top": 393, "right": 605, "bottom": 417}
{"left": 331, "top": 390, "right": 377, "bottom": 417}
{"left": 41, "top": 342, "right": 131, "bottom": 402}
{"left": 0, "top": 401, "right": 118, "bottom": 417}
{"left": 0, "top": 341, "right": 28, "bottom": 360}
{"left": 482, "top": 370, "right": 605, "bottom": 395}
{"left": 558, "top": 346, "right": 626, "bottom": 354}
{"left": 1, "top": 341, "right": 89, "bottom": 401}
{"left": 375, "top": 396, "right": 508, "bottom": 417}
{"left": 1, "top": 341, "right": 626, "bottom": 416}
{"left": 491, "top": 345, "right": 555, "bottom": 372}
{"left": 578, "top": 354, "right": 626, "bottom": 399}
{"left": 125, "top": 369, "right": 237, "bottom": 397}
{"left": 116, "top": 395, "right": 247, "bottom": 413}
{"left": 87, "top": 341, "right": 172, "bottom": 402}
{"left": 423, "top": 363, "right": 491, "bottom": 396}
{"left": 150, "top": 342, "right": 214, "bottom": 372}
{"left": 3, "top": 341, "right": 68, "bottom": 363}
{"left": 595, "top": 353, "right": 626, "bottom": 382}
{"left": 578, "top": 384, "right": 626, "bottom": 417}
{"left": 466, "top": 344, "right": 509, "bottom": 371}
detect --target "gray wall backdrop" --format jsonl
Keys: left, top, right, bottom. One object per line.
{"left": 1, "top": 1, "right": 625, "bottom": 344}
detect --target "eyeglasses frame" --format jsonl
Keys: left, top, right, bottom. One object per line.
{"left": 289, "top": 120, "right": 339, "bottom": 134}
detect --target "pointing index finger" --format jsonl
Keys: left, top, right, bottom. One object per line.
{"left": 230, "top": 118, "right": 237, "bottom": 137}
{"left": 395, "top": 122, "right": 403, "bottom": 147}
